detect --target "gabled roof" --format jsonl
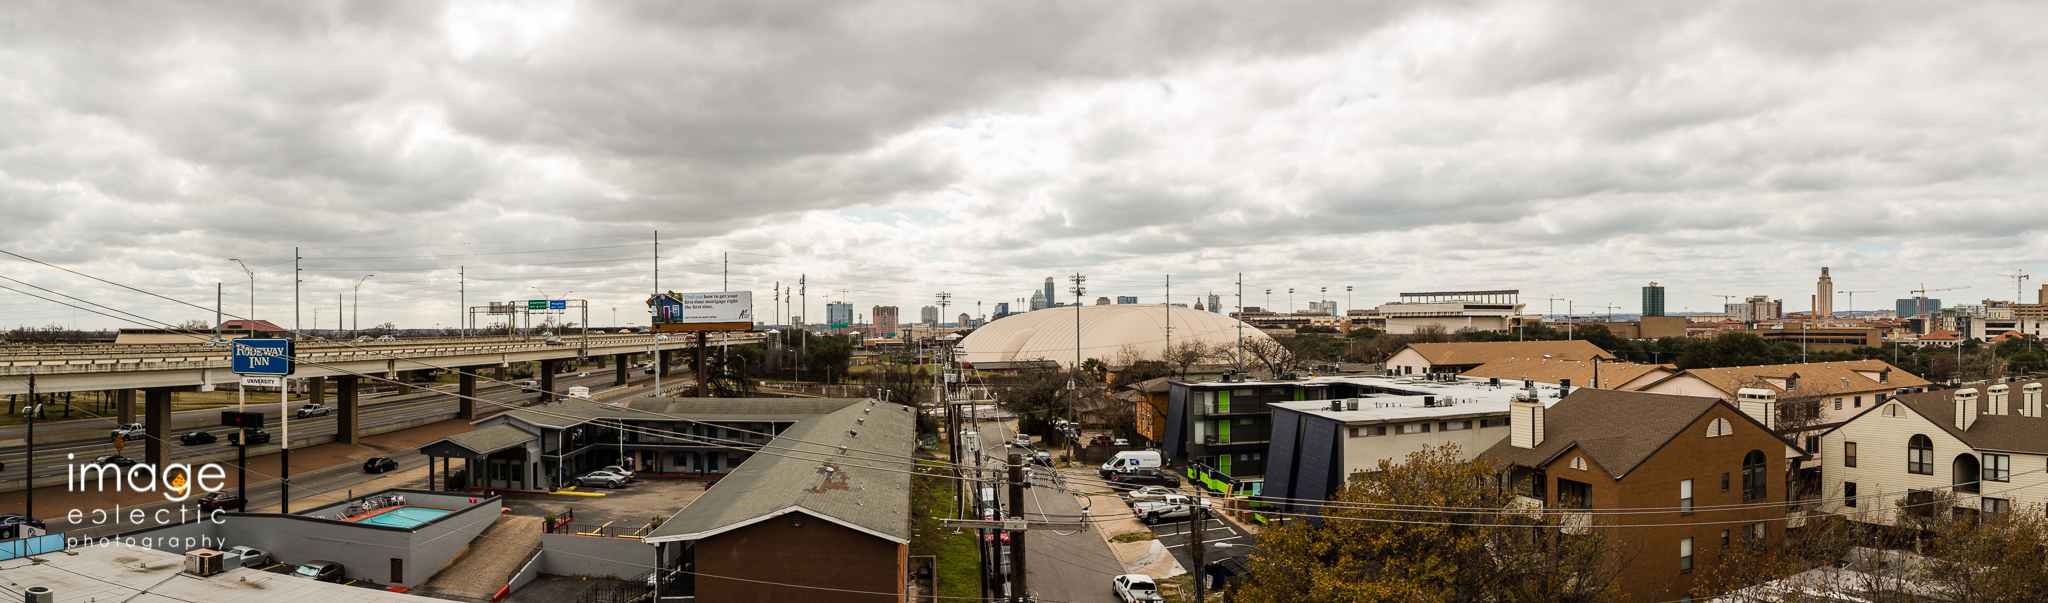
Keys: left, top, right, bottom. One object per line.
{"left": 218, "top": 319, "right": 286, "bottom": 332}
{"left": 420, "top": 423, "right": 536, "bottom": 457}
{"left": 1920, "top": 330, "right": 1961, "bottom": 340}
{"left": 1891, "top": 379, "right": 2048, "bottom": 455}
{"left": 1636, "top": 360, "right": 1930, "bottom": 398}
{"left": 1399, "top": 341, "right": 1614, "bottom": 367}
{"left": 1126, "top": 377, "right": 1175, "bottom": 394}
{"left": 1480, "top": 389, "right": 1792, "bottom": 480}
{"left": 1459, "top": 357, "right": 1673, "bottom": 391}
{"left": 645, "top": 398, "right": 915, "bottom": 544}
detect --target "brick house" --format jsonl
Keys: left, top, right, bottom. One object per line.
{"left": 1481, "top": 389, "right": 1807, "bottom": 602}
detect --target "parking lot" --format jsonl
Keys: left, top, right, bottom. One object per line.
{"left": 497, "top": 476, "right": 714, "bottom": 538}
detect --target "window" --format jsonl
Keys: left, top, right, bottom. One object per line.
{"left": 1844, "top": 442, "right": 1857, "bottom": 468}
{"left": 1742, "top": 450, "right": 1767, "bottom": 502}
{"left": 1844, "top": 482, "right": 1858, "bottom": 507}
{"left": 1570, "top": 457, "right": 1587, "bottom": 470}
{"left": 1680, "top": 479, "right": 1694, "bottom": 514}
{"left": 1397, "top": 423, "right": 1430, "bottom": 434}
{"left": 1680, "top": 538, "right": 1694, "bottom": 572}
{"left": 1721, "top": 472, "right": 1730, "bottom": 491}
{"left": 1557, "top": 479, "right": 1592, "bottom": 509}
{"left": 1984, "top": 453, "right": 2010, "bottom": 482}
{"left": 1884, "top": 404, "right": 1903, "bottom": 417}
{"left": 1705, "top": 418, "right": 1733, "bottom": 438}
{"left": 1440, "top": 420, "right": 1472, "bottom": 432}
{"left": 1854, "top": 395, "right": 1863, "bottom": 408}
{"left": 1834, "top": 398, "right": 1843, "bottom": 411}
{"left": 1907, "top": 435, "right": 1934, "bottom": 475}
{"left": 1481, "top": 417, "right": 1509, "bottom": 428}
{"left": 1746, "top": 522, "right": 1766, "bottom": 542}
{"left": 1805, "top": 436, "right": 1820, "bottom": 454}
{"left": 1719, "top": 530, "right": 1729, "bottom": 546}
{"left": 1349, "top": 426, "right": 1387, "bottom": 438}
{"left": 1983, "top": 498, "right": 2010, "bottom": 514}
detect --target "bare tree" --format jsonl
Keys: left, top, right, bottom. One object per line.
{"left": 1239, "top": 337, "right": 1301, "bottom": 377}
{"left": 1166, "top": 339, "right": 1214, "bottom": 377}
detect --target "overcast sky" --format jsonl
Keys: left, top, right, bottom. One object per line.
{"left": 3, "top": 0, "right": 2045, "bottom": 332}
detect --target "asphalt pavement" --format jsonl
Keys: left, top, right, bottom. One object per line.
{"left": 978, "top": 420, "right": 1123, "bottom": 603}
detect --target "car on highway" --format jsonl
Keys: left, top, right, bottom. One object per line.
{"left": 111, "top": 423, "right": 146, "bottom": 441}
{"left": 201, "top": 338, "right": 229, "bottom": 347}
{"left": 354, "top": 336, "right": 372, "bottom": 342}
{"left": 295, "top": 404, "right": 333, "bottom": 418}
{"left": 179, "top": 431, "right": 218, "bottom": 446}
{"left": 574, "top": 470, "right": 631, "bottom": 489}
{"left": 545, "top": 337, "right": 565, "bottom": 346}
{"left": 1113, "top": 574, "right": 1165, "bottom": 602}
{"left": 1122, "top": 486, "right": 1178, "bottom": 506}
{"left": 1132, "top": 493, "right": 1214, "bottom": 525}
{"left": 196, "top": 491, "right": 246, "bottom": 512}
{"left": 1107, "top": 468, "right": 1180, "bottom": 490}
{"left": 363, "top": 457, "right": 399, "bottom": 473}
{"left": 86, "top": 455, "right": 139, "bottom": 469}
{"left": 294, "top": 560, "right": 345, "bottom": 582}
{"left": 375, "top": 335, "right": 396, "bottom": 341}
{"left": 227, "top": 428, "right": 272, "bottom": 446}
{"left": 223, "top": 545, "right": 271, "bottom": 567}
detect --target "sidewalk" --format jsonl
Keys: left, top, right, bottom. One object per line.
{"left": 1059, "top": 466, "right": 1186, "bottom": 580}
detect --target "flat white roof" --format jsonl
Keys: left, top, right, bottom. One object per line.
{"left": 4, "top": 543, "right": 445, "bottom": 602}
{"left": 1257, "top": 374, "right": 1567, "bottom": 424}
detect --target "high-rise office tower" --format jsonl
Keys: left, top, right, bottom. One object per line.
{"left": 1642, "top": 282, "right": 1666, "bottom": 317}
{"left": 872, "top": 306, "right": 899, "bottom": 333}
{"left": 1043, "top": 278, "right": 1056, "bottom": 308}
{"left": 1815, "top": 268, "right": 1834, "bottom": 317}
{"left": 920, "top": 305, "right": 939, "bottom": 325}
{"left": 1209, "top": 293, "right": 1222, "bottom": 313}
{"left": 826, "top": 302, "right": 853, "bottom": 326}
{"left": 1029, "top": 290, "right": 1049, "bottom": 311}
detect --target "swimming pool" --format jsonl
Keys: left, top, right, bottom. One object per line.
{"left": 353, "top": 506, "right": 456, "bottom": 528}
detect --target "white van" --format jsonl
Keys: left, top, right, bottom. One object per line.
{"left": 1098, "top": 450, "right": 1164, "bottom": 478}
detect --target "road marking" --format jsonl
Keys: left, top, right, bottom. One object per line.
{"left": 1163, "top": 536, "right": 1242, "bottom": 549}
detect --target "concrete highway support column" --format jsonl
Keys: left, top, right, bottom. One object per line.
{"left": 115, "top": 389, "right": 136, "bottom": 424}
{"left": 143, "top": 387, "right": 172, "bottom": 467}
{"left": 309, "top": 376, "right": 326, "bottom": 408}
{"left": 539, "top": 359, "right": 559, "bottom": 403}
{"left": 614, "top": 354, "right": 630, "bottom": 386}
{"left": 396, "top": 370, "right": 412, "bottom": 395}
{"left": 335, "top": 375, "right": 361, "bottom": 446}
{"left": 457, "top": 367, "right": 477, "bottom": 420}
{"left": 694, "top": 332, "right": 709, "bottom": 397}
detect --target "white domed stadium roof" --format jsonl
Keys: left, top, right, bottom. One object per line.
{"left": 958, "top": 304, "right": 1273, "bottom": 366}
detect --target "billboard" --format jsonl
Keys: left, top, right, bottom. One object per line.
{"left": 651, "top": 291, "right": 753, "bottom": 325}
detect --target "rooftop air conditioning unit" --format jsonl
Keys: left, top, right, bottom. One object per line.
{"left": 1346, "top": 399, "right": 1359, "bottom": 411}
{"left": 1423, "top": 396, "right": 1437, "bottom": 407}
{"left": 1330, "top": 400, "right": 1343, "bottom": 411}
{"left": 185, "top": 549, "right": 226, "bottom": 577}
{"left": 24, "top": 587, "right": 53, "bottom": 603}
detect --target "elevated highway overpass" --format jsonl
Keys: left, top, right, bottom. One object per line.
{"left": 0, "top": 332, "right": 767, "bottom": 467}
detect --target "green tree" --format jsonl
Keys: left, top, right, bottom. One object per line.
{"left": 1675, "top": 332, "right": 1786, "bottom": 369}
{"left": 1237, "top": 445, "right": 1633, "bottom": 603}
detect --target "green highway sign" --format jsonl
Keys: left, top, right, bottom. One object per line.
{"left": 528, "top": 300, "right": 547, "bottom": 310}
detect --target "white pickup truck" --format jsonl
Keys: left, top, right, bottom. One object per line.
{"left": 1131, "top": 494, "right": 1215, "bottom": 525}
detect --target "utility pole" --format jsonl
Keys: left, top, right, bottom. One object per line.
{"left": 352, "top": 275, "right": 374, "bottom": 338}
{"left": 1191, "top": 485, "right": 1207, "bottom": 603}
{"left": 1165, "top": 274, "right": 1171, "bottom": 374}
{"left": 294, "top": 248, "right": 301, "bottom": 341}
{"left": 215, "top": 283, "right": 223, "bottom": 341}
{"left": 230, "top": 258, "right": 255, "bottom": 329}
{"left": 800, "top": 275, "right": 807, "bottom": 380}
{"left": 1236, "top": 274, "right": 1245, "bottom": 368}
{"left": 1070, "top": 274, "right": 1086, "bottom": 370}
{"left": 1008, "top": 452, "right": 1028, "bottom": 602}
{"left": 24, "top": 375, "right": 34, "bottom": 522}
{"left": 459, "top": 266, "right": 465, "bottom": 338}
{"left": 655, "top": 231, "right": 661, "bottom": 395}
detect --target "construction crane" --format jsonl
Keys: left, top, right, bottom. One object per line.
{"left": 1999, "top": 269, "right": 2030, "bottom": 302}
{"left": 1909, "top": 284, "right": 1970, "bottom": 334}
{"left": 1592, "top": 303, "right": 1624, "bottom": 322}
{"left": 1837, "top": 290, "right": 1875, "bottom": 315}
{"left": 1525, "top": 296, "right": 1565, "bottom": 341}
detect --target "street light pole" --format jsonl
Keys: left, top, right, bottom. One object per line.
{"left": 229, "top": 259, "right": 255, "bottom": 329}
{"left": 353, "top": 275, "right": 374, "bottom": 338}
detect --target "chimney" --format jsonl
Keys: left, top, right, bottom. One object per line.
{"left": 1510, "top": 398, "right": 1545, "bottom": 449}
{"left": 1559, "top": 378, "right": 1572, "bottom": 398}
{"left": 1955, "top": 388, "right": 1980, "bottom": 431}
{"left": 1737, "top": 388, "right": 1777, "bottom": 431}
{"left": 2024, "top": 383, "right": 2042, "bottom": 418}
{"left": 1988, "top": 384, "right": 2010, "bottom": 416}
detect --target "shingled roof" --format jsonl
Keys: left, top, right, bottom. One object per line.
{"left": 1480, "top": 389, "right": 1772, "bottom": 480}
{"left": 1637, "top": 360, "right": 1930, "bottom": 398}
{"left": 1402, "top": 340, "right": 1614, "bottom": 367}
{"left": 644, "top": 398, "right": 916, "bottom": 544}
{"left": 1890, "top": 379, "right": 2048, "bottom": 455}
{"left": 1460, "top": 357, "right": 1673, "bottom": 391}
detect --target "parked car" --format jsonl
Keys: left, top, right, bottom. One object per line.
{"left": 1113, "top": 574, "right": 1165, "bottom": 603}
{"left": 196, "top": 491, "right": 246, "bottom": 512}
{"left": 1012, "top": 434, "right": 1031, "bottom": 448}
{"left": 295, "top": 404, "right": 332, "bottom": 419}
{"left": 575, "top": 470, "right": 631, "bottom": 489}
{"left": 1113, "top": 438, "right": 1131, "bottom": 447}
{"left": 86, "top": 454, "right": 138, "bottom": 469}
{"left": 0, "top": 514, "right": 45, "bottom": 529}
{"left": 1132, "top": 494, "right": 1214, "bottom": 525}
{"left": 363, "top": 457, "right": 399, "bottom": 473}
{"left": 111, "top": 423, "right": 146, "bottom": 441}
{"left": 227, "top": 428, "right": 272, "bottom": 446}
{"left": 1107, "top": 468, "right": 1180, "bottom": 490}
{"left": 179, "top": 431, "right": 218, "bottom": 446}
{"left": 222, "top": 545, "right": 270, "bottom": 567}
{"left": 600, "top": 465, "right": 637, "bottom": 480}
{"left": 577, "top": 371, "right": 589, "bottom": 377}
{"left": 1122, "top": 486, "right": 1178, "bottom": 506}
{"left": 294, "top": 560, "right": 345, "bottom": 582}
